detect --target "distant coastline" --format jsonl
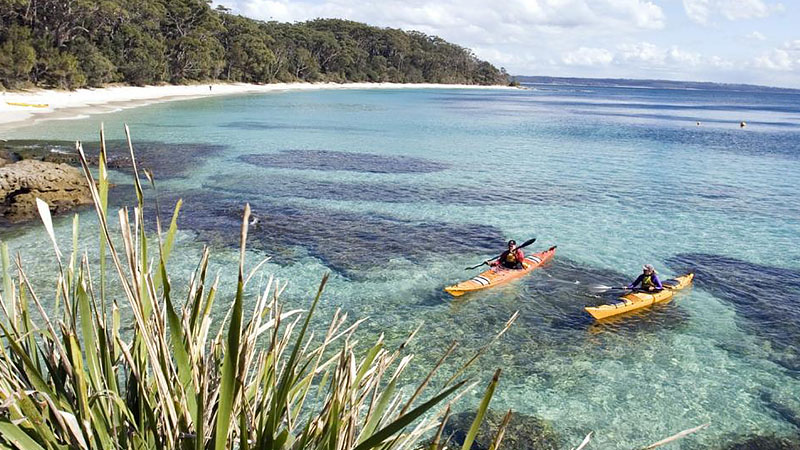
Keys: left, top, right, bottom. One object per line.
{"left": 514, "top": 75, "right": 800, "bottom": 93}
{"left": 0, "top": 82, "right": 515, "bottom": 132}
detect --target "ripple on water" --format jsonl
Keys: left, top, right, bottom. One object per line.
{"left": 220, "top": 120, "right": 377, "bottom": 133}
{"left": 239, "top": 149, "right": 449, "bottom": 174}
{"left": 207, "top": 172, "right": 591, "bottom": 206}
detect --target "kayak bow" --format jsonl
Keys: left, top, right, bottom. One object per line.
{"left": 445, "top": 246, "right": 556, "bottom": 297}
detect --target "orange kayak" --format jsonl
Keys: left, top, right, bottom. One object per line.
{"left": 445, "top": 246, "right": 557, "bottom": 297}
{"left": 584, "top": 273, "right": 694, "bottom": 320}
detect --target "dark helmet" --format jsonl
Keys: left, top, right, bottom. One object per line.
{"left": 508, "top": 240, "right": 516, "bottom": 247}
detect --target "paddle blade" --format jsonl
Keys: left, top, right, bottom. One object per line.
{"left": 590, "top": 285, "right": 614, "bottom": 292}
{"left": 517, "top": 237, "right": 536, "bottom": 249}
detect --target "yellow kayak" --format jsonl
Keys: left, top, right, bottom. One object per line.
{"left": 6, "top": 102, "right": 49, "bottom": 108}
{"left": 445, "top": 246, "right": 556, "bottom": 297}
{"left": 585, "top": 273, "right": 694, "bottom": 320}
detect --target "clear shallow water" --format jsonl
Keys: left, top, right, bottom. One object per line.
{"left": 3, "top": 84, "right": 800, "bottom": 448}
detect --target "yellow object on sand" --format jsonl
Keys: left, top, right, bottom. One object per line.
{"left": 445, "top": 246, "right": 557, "bottom": 297}
{"left": 6, "top": 102, "right": 49, "bottom": 108}
{"left": 585, "top": 273, "right": 694, "bottom": 320}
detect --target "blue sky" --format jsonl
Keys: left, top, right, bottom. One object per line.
{"left": 214, "top": 0, "right": 800, "bottom": 88}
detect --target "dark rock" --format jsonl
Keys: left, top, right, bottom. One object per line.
{"left": 0, "top": 159, "right": 92, "bottom": 223}
{"left": 761, "top": 391, "right": 800, "bottom": 430}
{"left": 666, "top": 253, "right": 800, "bottom": 373}
{"left": 439, "top": 410, "right": 560, "bottom": 450}
{"left": 0, "top": 139, "right": 225, "bottom": 179}
{"left": 720, "top": 435, "right": 800, "bottom": 449}
{"left": 128, "top": 189, "right": 504, "bottom": 279}
{"left": 0, "top": 140, "right": 79, "bottom": 164}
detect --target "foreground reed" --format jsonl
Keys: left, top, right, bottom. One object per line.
{"left": 0, "top": 126, "right": 513, "bottom": 449}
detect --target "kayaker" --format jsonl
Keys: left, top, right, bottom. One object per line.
{"left": 624, "top": 264, "right": 663, "bottom": 291}
{"left": 491, "top": 240, "right": 525, "bottom": 270}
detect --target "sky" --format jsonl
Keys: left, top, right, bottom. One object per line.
{"left": 213, "top": 0, "right": 800, "bottom": 88}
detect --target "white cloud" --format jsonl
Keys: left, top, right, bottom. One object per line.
{"left": 753, "top": 40, "right": 800, "bottom": 71}
{"left": 668, "top": 46, "right": 702, "bottom": 66}
{"left": 754, "top": 49, "right": 794, "bottom": 71}
{"left": 221, "top": 0, "right": 665, "bottom": 37}
{"left": 709, "top": 55, "right": 735, "bottom": 69}
{"left": 683, "top": 0, "right": 784, "bottom": 25}
{"left": 745, "top": 31, "right": 766, "bottom": 41}
{"left": 618, "top": 42, "right": 666, "bottom": 65}
{"left": 561, "top": 47, "right": 614, "bottom": 66}
{"left": 560, "top": 42, "right": 710, "bottom": 69}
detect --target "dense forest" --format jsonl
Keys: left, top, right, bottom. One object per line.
{"left": 0, "top": 0, "right": 508, "bottom": 89}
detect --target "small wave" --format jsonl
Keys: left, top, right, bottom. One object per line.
{"left": 52, "top": 114, "right": 91, "bottom": 121}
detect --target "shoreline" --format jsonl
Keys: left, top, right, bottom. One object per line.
{"left": 0, "top": 82, "right": 513, "bottom": 132}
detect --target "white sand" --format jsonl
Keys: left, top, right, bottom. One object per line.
{"left": 0, "top": 82, "right": 512, "bottom": 131}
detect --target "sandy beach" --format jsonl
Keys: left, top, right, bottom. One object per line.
{"left": 0, "top": 82, "right": 511, "bottom": 132}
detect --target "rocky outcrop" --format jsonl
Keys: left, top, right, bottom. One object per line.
{"left": 437, "top": 410, "right": 561, "bottom": 450}
{"left": 0, "top": 160, "right": 92, "bottom": 223}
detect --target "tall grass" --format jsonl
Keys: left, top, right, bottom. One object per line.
{"left": 0, "top": 126, "right": 513, "bottom": 449}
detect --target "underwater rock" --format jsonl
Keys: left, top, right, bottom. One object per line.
{"left": 0, "top": 139, "right": 225, "bottom": 179}
{"left": 0, "top": 160, "right": 91, "bottom": 223}
{"left": 760, "top": 391, "right": 800, "bottom": 430}
{"left": 137, "top": 189, "right": 503, "bottom": 278}
{"left": 667, "top": 253, "right": 800, "bottom": 372}
{"left": 439, "top": 410, "right": 560, "bottom": 450}
{"left": 0, "top": 140, "right": 80, "bottom": 164}
{"left": 720, "top": 435, "right": 800, "bottom": 449}
{"left": 239, "top": 149, "right": 448, "bottom": 174}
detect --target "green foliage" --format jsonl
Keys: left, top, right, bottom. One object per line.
{"left": 0, "top": 25, "right": 36, "bottom": 87}
{"left": 0, "top": 1, "right": 506, "bottom": 89}
{"left": 0, "top": 128, "right": 512, "bottom": 449}
{"left": 112, "top": 25, "right": 167, "bottom": 85}
{"left": 69, "top": 38, "right": 115, "bottom": 86}
{"left": 38, "top": 49, "right": 86, "bottom": 89}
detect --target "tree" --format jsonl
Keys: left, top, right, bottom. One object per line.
{"left": 0, "top": 25, "right": 36, "bottom": 88}
{"left": 0, "top": 3, "right": 507, "bottom": 89}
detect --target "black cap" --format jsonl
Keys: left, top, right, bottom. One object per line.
{"left": 508, "top": 240, "right": 516, "bottom": 246}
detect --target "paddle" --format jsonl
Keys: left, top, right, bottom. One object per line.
{"left": 464, "top": 237, "right": 536, "bottom": 270}
{"left": 589, "top": 285, "right": 631, "bottom": 294}
{"left": 591, "top": 282, "right": 673, "bottom": 294}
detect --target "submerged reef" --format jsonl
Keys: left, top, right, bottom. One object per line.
{"left": 667, "top": 253, "right": 800, "bottom": 373}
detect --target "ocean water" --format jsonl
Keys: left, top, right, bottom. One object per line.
{"left": 2, "top": 83, "right": 800, "bottom": 448}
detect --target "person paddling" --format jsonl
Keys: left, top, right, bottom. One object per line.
{"left": 624, "top": 264, "right": 663, "bottom": 291}
{"left": 491, "top": 240, "right": 525, "bottom": 270}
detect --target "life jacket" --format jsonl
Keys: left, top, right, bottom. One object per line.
{"left": 504, "top": 250, "right": 518, "bottom": 264}
{"left": 641, "top": 274, "right": 654, "bottom": 289}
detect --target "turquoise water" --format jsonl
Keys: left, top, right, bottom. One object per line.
{"left": 3, "top": 84, "right": 800, "bottom": 448}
